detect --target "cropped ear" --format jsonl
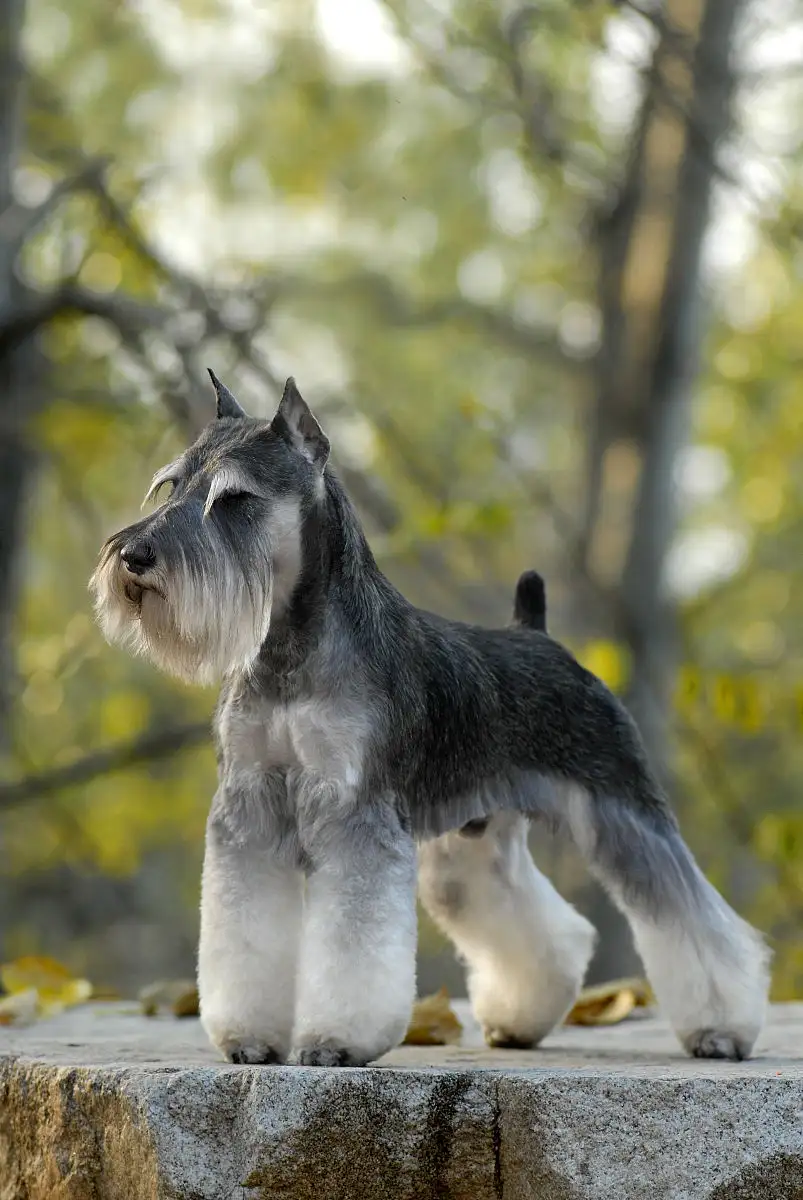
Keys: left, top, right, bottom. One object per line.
{"left": 207, "top": 368, "right": 247, "bottom": 420}
{"left": 271, "top": 377, "right": 329, "bottom": 470}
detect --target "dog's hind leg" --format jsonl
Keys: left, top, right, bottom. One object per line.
{"left": 561, "top": 783, "right": 770, "bottom": 1060}
{"left": 418, "top": 812, "right": 596, "bottom": 1047}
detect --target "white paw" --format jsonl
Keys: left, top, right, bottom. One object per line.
{"left": 287, "top": 1039, "right": 374, "bottom": 1068}
{"left": 471, "top": 964, "right": 587, "bottom": 1049}
{"left": 684, "top": 1029, "right": 751, "bottom": 1062}
{"left": 201, "top": 1008, "right": 291, "bottom": 1065}
{"left": 220, "top": 1038, "right": 284, "bottom": 1065}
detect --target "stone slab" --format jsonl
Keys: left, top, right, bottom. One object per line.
{"left": 2, "top": 1002, "right": 802, "bottom": 1199}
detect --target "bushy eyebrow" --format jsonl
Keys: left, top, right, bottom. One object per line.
{"left": 202, "top": 464, "right": 254, "bottom": 517}
{"left": 142, "top": 460, "right": 183, "bottom": 509}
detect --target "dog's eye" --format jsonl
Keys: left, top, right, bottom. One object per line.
{"left": 205, "top": 489, "right": 255, "bottom": 516}
{"left": 203, "top": 470, "right": 258, "bottom": 518}
{"left": 214, "top": 489, "right": 252, "bottom": 506}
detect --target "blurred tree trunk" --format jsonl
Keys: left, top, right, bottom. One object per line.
{"left": 0, "top": 0, "right": 31, "bottom": 965}
{"left": 0, "top": 0, "right": 31, "bottom": 755}
{"left": 579, "top": 0, "right": 744, "bottom": 980}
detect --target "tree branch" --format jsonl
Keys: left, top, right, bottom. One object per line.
{"left": 0, "top": 156, "right": 111, "bottom": 254}
{"left": 276, "top": 269, "right": 577, "bottom": 372}
{"left": 0, "top": 721, "right": 210, "bottom": 812}
{"left": 0, "top": 282, "right": 164, "bottom": 354}
{"left": 502, "top": 5, "right": 567, "bottom": 165}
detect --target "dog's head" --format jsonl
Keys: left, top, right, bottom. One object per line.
{"left": 89, "top": 373, "right": 329, "bottom": 684}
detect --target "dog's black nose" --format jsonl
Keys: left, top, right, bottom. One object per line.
{"left": 120, "top": 540, "right": 156, "bottom": 576}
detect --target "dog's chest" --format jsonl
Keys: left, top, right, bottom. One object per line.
{"left": 220, "top": 693, "right": 368, "bottom": 790}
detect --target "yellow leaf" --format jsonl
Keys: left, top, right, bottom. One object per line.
{"left": 1, "top": 954, "right": 73, "bottom": 993}
{"left": 403, "top": 987, "right": 463, "bottom": 1046}
{"left": 90, "top": 985, "right": 123, "bottom": 1001}
{"left": 0, "top": 988, "right": 39, "bottom": 1026}
{"left": 98, "top": 689, "right": 151, "bottom": 741}
{"left": 172, "top": 987, "right": 200, "bottom": 1018}
{"left": 564, "top": 977, "right": 654, "bottom": 1026}
{"left": 675, "top": 665, "right": 702, "bottom": 715}
{"left": 711, "top": 675, "right": 738, "bottom": 725}
{"left": 0, "top": 956, "right": 93, "bottom": 1020}
{"left": 78, "top": 252, "right": 123, "bottom": 293}
{"left": 581, "top": 641, "right": 628, "bottom": 693}
{"left": 735, "top": 679, "right": 765, "bottom": 734}
{"left": 39, "top": 979, "right": 93, "bottom": 1016}
{"left": 458, "top": 395, "right": 481, "bottom": 419}
{"left": 138, "top": 979, "right": 199, "bottom": 1018}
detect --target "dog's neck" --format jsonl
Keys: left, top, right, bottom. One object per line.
{"left": 250, "top": 469, "right": 396, "bottom": 683}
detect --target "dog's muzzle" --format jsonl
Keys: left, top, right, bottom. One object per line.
{"left": 119, "top": 538, "right": 158, "bottom": 607}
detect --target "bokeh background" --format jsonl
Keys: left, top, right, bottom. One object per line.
{"left": 0, "top": 0, "right": 802, "bottom": 1001}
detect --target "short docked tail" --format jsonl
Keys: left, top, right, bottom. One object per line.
{"left": 513, "top": 570, "right": 547, "bottom": 632}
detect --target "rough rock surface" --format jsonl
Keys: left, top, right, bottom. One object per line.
{"left": 1, "top": 1002, "right": 802, "bottom": 1199}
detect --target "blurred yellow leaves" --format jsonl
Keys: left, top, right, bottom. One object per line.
{"left": 458, "top": 394, "right": 482, "bottom": 420}
{"left": 78, "top": 251, "right": 123, "bottom": 293}
{"left": 36, "top": 399, "right": 120, "bottom": 463}
{"left": 676, "top": 668, "right": 780, "bottom": 734}
{"left": 714, "top": 342, "right": 759, "bottom": 383}
{"left": 741, "top": 476, "right": 784, "bottom": 526}
{"left": 99, "top": 690, "right": 151, "bottom": 741}
{"left": 698, "top": 386, "right": 737, "bottom": 436}
{"left": 22, "top": 671, "right": 64, "bottom": 717}
{"left": 0, "top": 957, "right": 92, "bottom": 1025}
{"left": 579, "top": 640, "right": 628, "bottom": 693}
{"left": 755, "top": 814, "right": 803, "bottom": 867}
{"left": 736, "top": 621, "right": 785, "bottom": 664}
{"left": 403, "top": 988, "right": 463, "bottom": 1046}
{"left": 85, "top": 796, "right": 150, "bottom": 875}
{"left": 18, "top": 617, "right": 99, "bottom": 718}
{"left": 572, "top": 645, "right": 801, "bottom": 735}
{"left": 0, "top": 990, "right": 39, "bottom": 1026}
{"left": 139, "top": 979, "right": 199, "bottom": 1018}
{"left": 564, "top": 978, "right": 654, "bottom": 1026}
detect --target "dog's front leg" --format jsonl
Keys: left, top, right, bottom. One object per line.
{"left": 198, "top": 787, "right": 302, "bottom": 1064}
{"left": 289, "top": 796, "right": 417, "bottom": 1067}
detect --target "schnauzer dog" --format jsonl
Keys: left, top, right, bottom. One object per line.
{"left": 90, "top": 373, "right": 769, "bottom": 1066}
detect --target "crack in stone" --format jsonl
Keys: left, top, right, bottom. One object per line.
{"left": 492, "top": 1077, "right": 503, "bottom": 1199}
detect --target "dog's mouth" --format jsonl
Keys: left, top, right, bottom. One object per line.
{"left": 124, "top": 580, "right": 144, "bottom": 606}
{"left": 124, "top": 579, "right": 163, "bottom": 609}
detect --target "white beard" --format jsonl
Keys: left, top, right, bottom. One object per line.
{"left": 89, "top": 527, "right": 274, "bottom": 686}
{"left": 89, "top": 496, "right": 303, "bottom": 685}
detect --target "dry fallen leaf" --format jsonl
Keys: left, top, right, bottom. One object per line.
{"left": 172, "top": 986, "right": 200, "bottom": 1018}
{"left": 403, "top": 987, "right": 463, "bottom": 1046}
{"left": 90, "top": 985, "right": 123, "bottom": 1001}
{"left": 0, "top": 988, "right": 39, "bottom": 1027}
{"left": 138, "top": 980, "right": 199, "bottom": 1018}
{"left": 0, "top": 956, "right": 93, "bottom": 1023}
{"left": 564, "top": 977, "right": 655, "bottom": 1026}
